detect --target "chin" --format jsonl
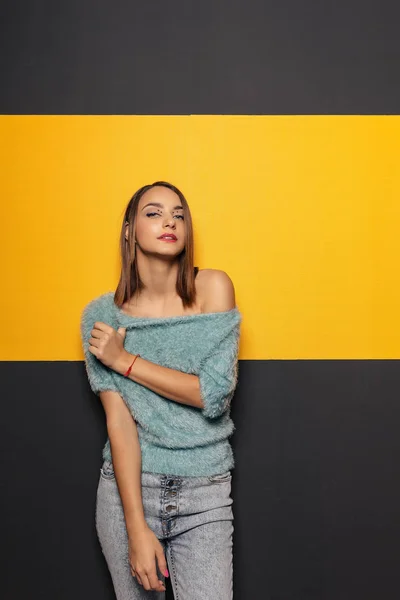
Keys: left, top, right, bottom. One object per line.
{"left": 146, "top": 246, "right": 184, "bottom": 259}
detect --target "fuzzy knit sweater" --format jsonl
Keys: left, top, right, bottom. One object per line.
{"left": 80, "top": 292, "right": 242, "bottom": 477}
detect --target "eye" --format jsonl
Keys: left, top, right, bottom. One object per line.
{"left": 145, "top": 211, "right": 184, "bottom": 220}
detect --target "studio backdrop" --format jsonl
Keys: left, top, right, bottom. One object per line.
{"left": 1, "top": 2, "right": 400, "bottom": 599}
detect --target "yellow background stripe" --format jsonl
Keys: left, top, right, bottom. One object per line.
{"left": 1, "top": 116, "right": 399, "bottom": 359}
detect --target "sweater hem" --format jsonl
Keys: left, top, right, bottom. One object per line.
{"left": 102, "top": 439, "right": 235, "bottom": 477}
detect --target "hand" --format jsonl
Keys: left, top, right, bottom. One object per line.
{"left": 88, "top": 322, "right": 128, "bottom": 370}
{"left": 128, "top": 526, "right": 169, "bottom": 592}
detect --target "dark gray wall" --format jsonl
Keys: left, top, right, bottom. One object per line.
{"left": 1, "top": 0, "right": 399, "bottom": 114}
{"left": 2, "top": 361, "right": 400, "bottom": 599}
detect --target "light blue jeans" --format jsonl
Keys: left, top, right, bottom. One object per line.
{"left": 96, "top": 459, "right": 234, "bottom": 599}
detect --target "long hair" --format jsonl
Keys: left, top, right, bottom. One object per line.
{"left": 114, "top": 181, "right": 196, "bottom": 308}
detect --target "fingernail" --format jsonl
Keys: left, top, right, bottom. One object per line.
{"left": 164, "top": 568, "right": 169, "bottom": 577}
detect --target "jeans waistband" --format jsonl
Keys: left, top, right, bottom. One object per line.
{"left": 101, "top": 459, "right": 231, "bottom": 488}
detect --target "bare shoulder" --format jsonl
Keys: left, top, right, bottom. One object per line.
{"left": 196, "top": 269, "right": 236, "bottom": 312}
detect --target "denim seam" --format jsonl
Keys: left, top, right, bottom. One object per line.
{"left": 168, "top": 540, "right": 180, "bottom": 600}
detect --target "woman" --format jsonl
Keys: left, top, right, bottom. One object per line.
{"left": 80, "top": 181, "right": 242, "bottom": 599}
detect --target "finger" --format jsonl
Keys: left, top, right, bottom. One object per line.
{"left": 93, "top": 321, "right": 113, "bottom": 333}
{"left": 90, "top": 328, "right": 103, "bottom": 339}
{"left": 88, "top": 344, "right": 99, "bottom": 357}
{"left": 88, "top": 342, "right": 100, "bottom": 356}
{"left": 156, "top": 549, "right": 169, "bottom": 579}
{"left": 154, "top": 580, "right": 166, "bottom": 592}
{"left": 131, "top": 568, "right": 143, "bottom": 587}
{"left": 133, "top": 567, "right": 164, "bottom": 593}
{"left": 130, "top": 567, "right": 136, "bottom": 579}
{"left": 140, "top": 573, "right": 152, "bottom": 591}
{"left": 147, "top": 567, "right": 165, "bottom": 592}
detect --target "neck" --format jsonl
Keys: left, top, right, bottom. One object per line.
{"left": 133, "top": 250, "right": 180, "bottom": 304}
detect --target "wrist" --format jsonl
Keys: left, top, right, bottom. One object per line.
{"left": 126, "top": 519, "right": 150, "bottom": 538}
{"left": 113, "top": 350, "right": 135, "bottom": 375}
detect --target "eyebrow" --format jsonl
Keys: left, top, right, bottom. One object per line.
{"left": 141, "top": 202, "right": 183, "bottom": 211}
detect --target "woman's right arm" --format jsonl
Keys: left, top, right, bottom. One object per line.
{"left": 99, "top": 390, "right": 169, "bottom": 593}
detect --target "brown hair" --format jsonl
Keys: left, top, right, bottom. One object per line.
{"left": 114, "top": 181, "right": 197, "bottom": 308}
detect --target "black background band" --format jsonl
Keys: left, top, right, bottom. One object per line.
{"left": 1, "top": 0, "right": 399, "bottom": 114}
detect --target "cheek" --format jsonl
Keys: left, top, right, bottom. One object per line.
{"left": 136, "top": 218, "right": 159, "bottom": 240}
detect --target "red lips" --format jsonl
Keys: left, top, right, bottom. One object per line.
{"left": 158, "top": 234, "right": 177, "bottom": 240}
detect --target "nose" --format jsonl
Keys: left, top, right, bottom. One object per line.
{"left": 163, "top": 215, "right": 176, "bottom": 228}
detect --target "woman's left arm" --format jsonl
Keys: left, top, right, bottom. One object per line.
{"left": 89, "top": 271, "right": 236, "bottom": 412}
{"left": 115, "top": 353, "right": 203, "bottom": 408}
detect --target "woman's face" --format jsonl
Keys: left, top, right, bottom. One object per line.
{"left": 128, "top": 186, "right": 186, "bottom": 257}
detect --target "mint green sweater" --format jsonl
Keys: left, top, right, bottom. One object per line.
{"left": 80, "top": 292, "right": 242, "bottom": 476}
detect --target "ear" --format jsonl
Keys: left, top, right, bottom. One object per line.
{"left": 124, "top": 222, "right": 136, "bottom": 243}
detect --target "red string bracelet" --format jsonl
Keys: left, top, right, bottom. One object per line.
{"left": 123, "top": 354, "right": 140, "bottom": 377}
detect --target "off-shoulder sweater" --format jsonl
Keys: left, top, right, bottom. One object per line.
{"left": 80, "top": 292, "right": 242, "bottom": 477}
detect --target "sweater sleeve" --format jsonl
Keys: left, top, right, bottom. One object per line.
{"left": 80, "top": 297, "right": 121, "bottom": 396}
{"left": 197, "top": 324, "right": 240, "bottom": 419}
